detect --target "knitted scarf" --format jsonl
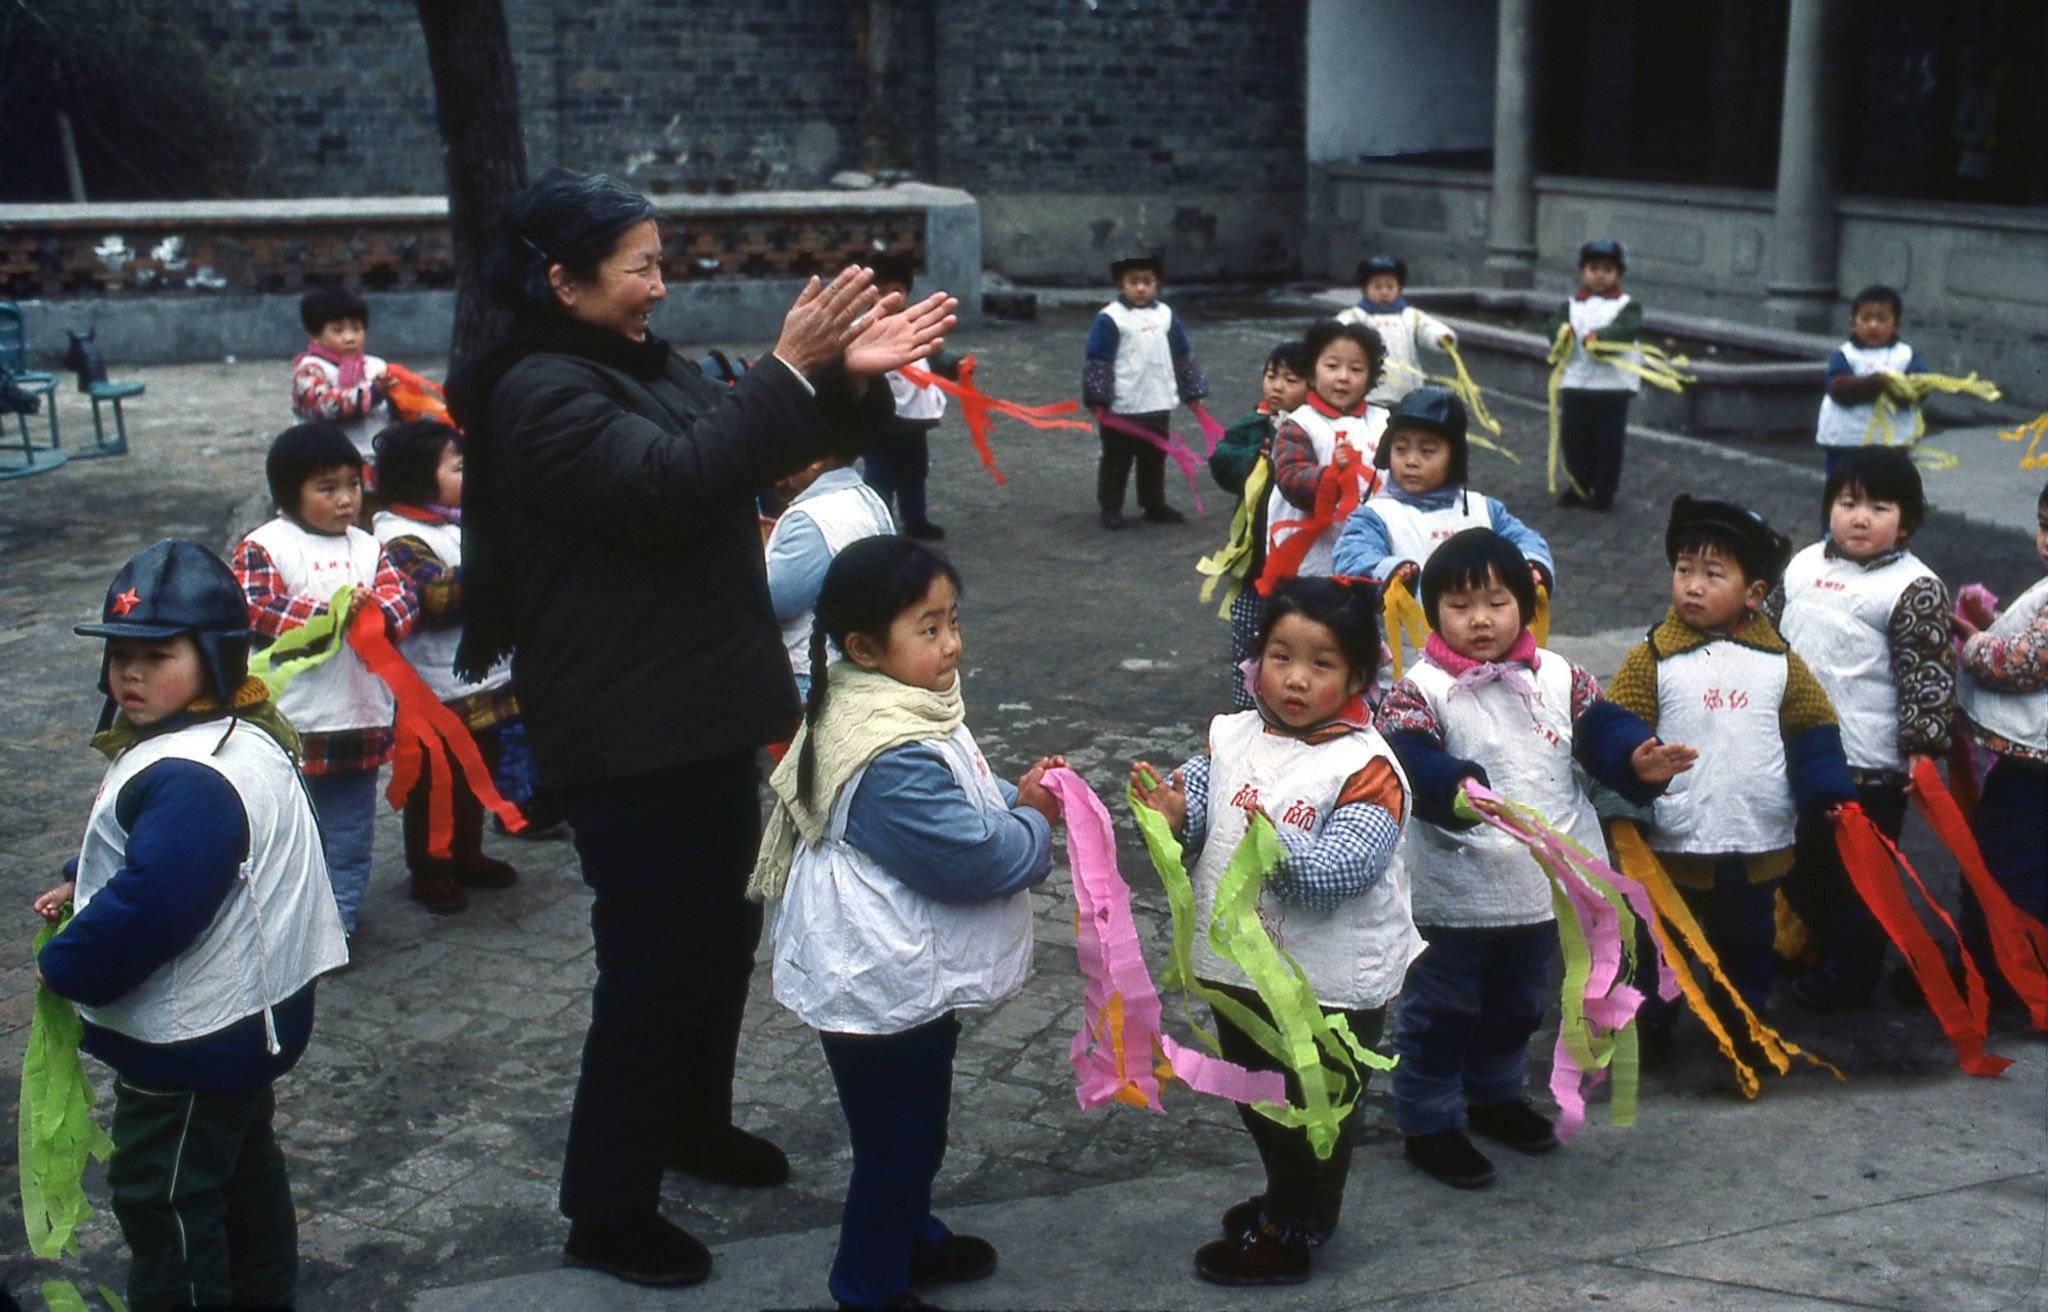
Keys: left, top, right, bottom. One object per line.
{"left": 748, "top": 662, "right": 966, "bottom": 902}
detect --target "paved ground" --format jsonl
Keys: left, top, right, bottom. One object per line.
{"left": 1, "top": 294, "right": 2043, "bottom": 1311}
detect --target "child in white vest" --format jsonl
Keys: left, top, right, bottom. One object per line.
{"left": 291, "top": 286, "right": 393, "bottom": 464}
{"left": 1377, "top": 529, "right": 1692, "bottom": 1188}
{"left": 750, "top": 537, "right": 1062, "bottom": 1312}
{"left": 1208, "top": 339, "right": 1312, "bottom": 708}
{"left": 867, "top": 251, "right": 961, "bottom": 540}
{"left": 372, "top": 420, "right": 521, "bottom": 914}
{"left": 765, "top": 453, "right": 897, "bottom": 703}
{"left": 35, "top": 539, "right": 346, "bottom": 1311}
{"left": 1951, "top": 479, "right": 2048, "bottom": 1002}
{"left": 1331, "top": 386, "right": 1556, "bottom": 594}
{"left": 1606, "top": 497, "right": 1856, "bottom": 1062}
{"left": 232, "top": 423, "right": 418, "bottom": 937}
{"left": 1813, "top": 286, "right": 1928, "bottom": 479}
{"left": 1546, "top": 239, "right": 1641, "bottom": 512}
{"left": 1083, "top": 252, "right": 1210, "bottom": 530}
{"left": 1130, "top": 576, "right": 1417, "bottom": 1287}
{"left": 1335, "top": 255, "right": 1456, "bottom": 406}
{"left": 1777, "top": 448, "right": 1952, "bottom": 1010}
{"left": 1260, "top": 319, "right": 1388, "bottom": 592}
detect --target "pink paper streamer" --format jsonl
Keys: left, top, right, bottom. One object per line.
{"left": 1192, "top": 402, "right": 1226, "bottom": 457}
{"left": 1096, "top": 412, "right": 1208, "bottom": 514}
{"left": 1462, "top": 780, "right": 1665, "bottom": 1140}
{"left": 1044, "top": 768, "right": 1285, "bottom": 1111}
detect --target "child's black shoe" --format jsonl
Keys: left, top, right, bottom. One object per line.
{"left": 409, "top": 868, "right": 468, "bottom": 915}
{"left": 838, "top": 1296, "right": 949, "bottom": 1311}
{"left": 910, "top": 1232, "right": 996, "bottom": 1285}
{"left": 1791, "top": 969, "right": 1872, "bottom": 1013}
{"left": 1219, "top": 1194, "right": 1265, "bottom": 1238}
{"left": 563, "top": 1215, "right": 711, "bottom": 1287}
{"left": 1142, "top": 505, "right": 1187, "bottom": 525}
{"left": 1467, "top": 1100, "right": 1559, "bottom": 1154}
{"left": 1100, "top": 508, "right": 1127, "bottom": 531}
{"left": 1404, "top": 1129, "right": 1497, "bottom": 1188}
{"left": 451, "top": 855, "right": 518, "bottom": 890}
{"left": 1193, "top": 1228, "right": 1310, "bottom": 1286}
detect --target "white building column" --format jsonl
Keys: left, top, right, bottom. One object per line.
{"left": 1766, "top": 0, "right": 1845, "bottom": 330}
{"left": 1483, "top": 0, "right": 1538, "bottom": 289}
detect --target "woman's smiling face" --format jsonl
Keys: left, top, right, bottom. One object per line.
{"left": 554, "top": 220, "right": 666, "bottom": 341}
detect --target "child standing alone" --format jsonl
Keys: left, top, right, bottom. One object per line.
{"left": 233, "top": 422, "right": 418, "bottom": 937}
{"left": 1083, "top": 253, "right": 1210, "bottom": 530}
{"left": 1131, "top": 577, "right": 1419, "bottom": 1286}
{"left": 1548, "top": 240, "right": 1641, "bottom": 511}
{"left": 1378, "top": 529, "right": 1690, "bottom": 1188}
{"left": 34, "top": 540, "right": 347, "bottom": 1311}
{"left": 751, "top": 537, "right": 1064, "bottom": 1312}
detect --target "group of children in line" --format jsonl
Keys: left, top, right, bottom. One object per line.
{"left": 28, "top": 251, "right": 2048, "bottom": 1311}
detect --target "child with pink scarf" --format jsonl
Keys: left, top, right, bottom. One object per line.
{"left": 291, "top": 286, "right": 393, "bottom": 462}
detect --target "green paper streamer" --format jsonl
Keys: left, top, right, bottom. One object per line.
{"left": 1128, "top": 785, "right": 1396, "bottom": 1160}
{"left": 37, "top": 1281, "right": 124, "bottom": 1312}
{"left": 20, "top": 918, "right": 114, "bottom": 1262}
{"left": 248, "top": 586, "right": 354, "bottom": 700}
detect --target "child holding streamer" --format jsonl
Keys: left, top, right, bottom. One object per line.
{"left": 1130, "top": 576, "right": 1419, "bottom": 1286}
{"left": 867, "top": 252, "right": 961, "bottom": 540}
{"left": 1547, "top": 239, "right": 1641, "bottom": 511}
{"left": 1336, "top": 255, "right": 1456, "bottom": 406}
{"left": 749, "top": 536, "right": 1063, "bottom": 1312}
{"left": 1331, "top": 385, "right": 1554, "bottom": 594}
{"left": 1376, "top": 529, "right": 1690, "bottom": 1188}
{"left": 1606, "top": 497, "right": 1856, "bottom": 1061}
{"left": 1813, "top": 287, "right": 1928, "bottom": 477}
{"left": 1776, "top": 448, "right": 1953, "bottom": 1011}
{"left": 1951, "top": 479, "right": 2048, "bottom": 1001}
{"left": 1208, "top": 339, "right": 1312, "bottom": 708}
{"left": 1261, "top": 319, "right": 1387, "bottom": 589}
{"left": 1083, "top": 253, "right": 1210, "bottom": 530}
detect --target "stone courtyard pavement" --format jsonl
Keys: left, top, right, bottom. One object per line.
{"left": 2, "top": 294, "right": 2043, "bottom": 1310}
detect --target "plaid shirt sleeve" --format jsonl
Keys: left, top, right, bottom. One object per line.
{"left": 381, "top": 534, "right": 459, "bottom": 628}
{"left": 1177, "top": 753, "right": 1211, "bottom": 852}
{"left": 1270, "top": 419, "right": 1323, "bottom": 511}
{"left": 369, "top": 546, "right": 420, "bottom": 640}
{"left": 232, "top": 539, "right": 327, "bottom": 637}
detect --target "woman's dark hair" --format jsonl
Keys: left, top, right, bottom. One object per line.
{"left": 1256, "top": 576, "right": 1381, "bottom": 684}
{"left": 1420, "top": 529, "right": 1538, "bottom": 631}
{"left": 1267, "top": 339, "right": 1313, "bottom": 376}
{"left": 484, "top": 167, "right": 661, "bottom": 314}
{"left": 299, "top": 286, "right": 369, "bottom": 335}
{"left": 266, "top": 422, "right": 363, "bottom": 511}
{"left": 1302, "top": 318, "right": 1386, "bottom": 391}
{"left": 1851, "top": 285, "right": 1904, "bottom": 321}
{"left": 372, "top": 420, "right": 461, "bottom": 508}
{"left": 1822, "top": 446, "right": 1927, "bottom": 537}
{"left": 798, "top": 536, "right": 964, "bottom": 797}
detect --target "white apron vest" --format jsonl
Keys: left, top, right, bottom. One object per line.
{"left": 887, "top": 368, "right": 948, "bottom": 422}
{"left": 1814, "top": 341, "right": 1915, "bottom": 448}
{"left": 1648, "top": 641, "right": 1796, "bottom": 855}
{"left": 771, "top": 725, "right": 1035, "bottom": 1034}
{"left": 1365, "top": 492, "right": 1495, "bottom": 578}
{"left": 1779, "top": 543, "right": 1933, "bottom": 772}
{"left": 1958, "top": 575, "right": 2048, "bottom": 754}
{"left": 73, "top": 722, "right": 348, "bottom": 1051}
{"left": 294, "top": 354, "right": 388, "bottom": 458}
{"left": 768, "top": 481, "right": 897, "bottom": 679}
{"left": 1336, "top": 304, "right": 1451, "bottom": 404}
{"left": 1101, "top": 299, "right": 1180, "bottom": 415}
{"left": 369, "top": 512, "right": 512, "bottom": 705}
{"left": 1189, "top": 711, "right": 1422, "bottom": 1010}
{"left": 1561, "top": 294, "right": 1642, "bottom": 392}
{"left": 1266, "top": 403, "right": 1386, "bottom": 580}
{"left": 1405, "top": 654, "right": 1599, "bottom": 927}
{"left": 243, "top": 518, "right": 395, "bottom": 734}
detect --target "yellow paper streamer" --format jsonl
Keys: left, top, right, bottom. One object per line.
{"left": 1584, "top": 338, "right": 1696, "bottom": 394}
{"left": 1772, "top": 888, "right": 1820, "bottom": 969}
{"left": 1194, "top": 458, "right": 1274, "bottom": 618}
{"left": 1543, "top": 326, "right": 1586, "bottom": 499}
{"left": 1384, "top": 352, "right": 1519, "bottom": 463}
{"left": 1865, "top": 372, "right": 2002, "bottom": 473}
{"left": 1381, "top": 576, "right": 1430, "bottom": 681}
{"left": 1999, "top": 412, "right": 2048, "bottom": 472}
{"left": 1609, "top": 821, "right": 1841, "bottom": 1096}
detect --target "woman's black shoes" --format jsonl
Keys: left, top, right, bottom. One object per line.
{"left": 563, "top": 1216, "right": 710, "bottom": 1286}
{"left": 666, "top": 1125, "right": 790, "bottom": 1187}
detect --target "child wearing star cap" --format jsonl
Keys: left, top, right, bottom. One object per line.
{"left": 32, "top": 538, "right": 347, "bottom": 1312}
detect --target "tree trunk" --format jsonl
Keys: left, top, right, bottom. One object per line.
{"left": 415, "top": 0, "right": 530, "bottom": 370}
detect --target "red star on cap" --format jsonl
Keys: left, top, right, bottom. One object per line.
{"left": 111, "top": 588, "right": 141, "bottom": 617}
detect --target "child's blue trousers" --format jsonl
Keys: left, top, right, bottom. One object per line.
{"left": 1391, "top": 923, "right": 1556, "bottom": 1135}
{"left": 820, "top": 1012, "right": 963, "bottom": 1308}
{"left": 1635, "top": 857, "right": 1778, "bottom": 1028}
{"left": 1962, "top": 756, "right": 2048, "bottom": 1003}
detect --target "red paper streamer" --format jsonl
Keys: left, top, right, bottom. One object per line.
{"left": 345, "top": 609, "right": 526, "bottom": 856}
{"left": 1910, "top": 757, "right": 2048, "bottom": 1030}
{"left": 1254, "top": 449, "right": 1377, "bottom": 596}
{"left": 897, "top": 355, "right": 1095, "bottom": 486}
{"left": 1833, "top": 803, "right": 2009, "bottom": 1076}
{"left": 384, "top": 362, "right": 455, "bottom": 428}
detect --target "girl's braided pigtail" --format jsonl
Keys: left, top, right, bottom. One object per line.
{"left": 796, "top": 624, "right": 831, "bottom": 800}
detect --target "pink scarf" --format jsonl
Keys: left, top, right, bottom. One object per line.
{"left": 1425, "top": 630, "right": 1542, "bottom": 716}
{"left": 297, "top": 339, "right": 366, "bottom": 392}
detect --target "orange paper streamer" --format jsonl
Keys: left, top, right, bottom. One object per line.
{"left": 383, "top": 362, "right": 454, "bottom": 428}
{"left": 1908, "top": 757, "right": 2048, "bottom": 1032}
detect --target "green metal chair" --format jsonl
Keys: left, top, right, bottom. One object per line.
{"left": 59, "top": 327, "right": 143, "bottom": 460}
{"left": 0, "top": 303, "right": 65, "bottom": 480}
